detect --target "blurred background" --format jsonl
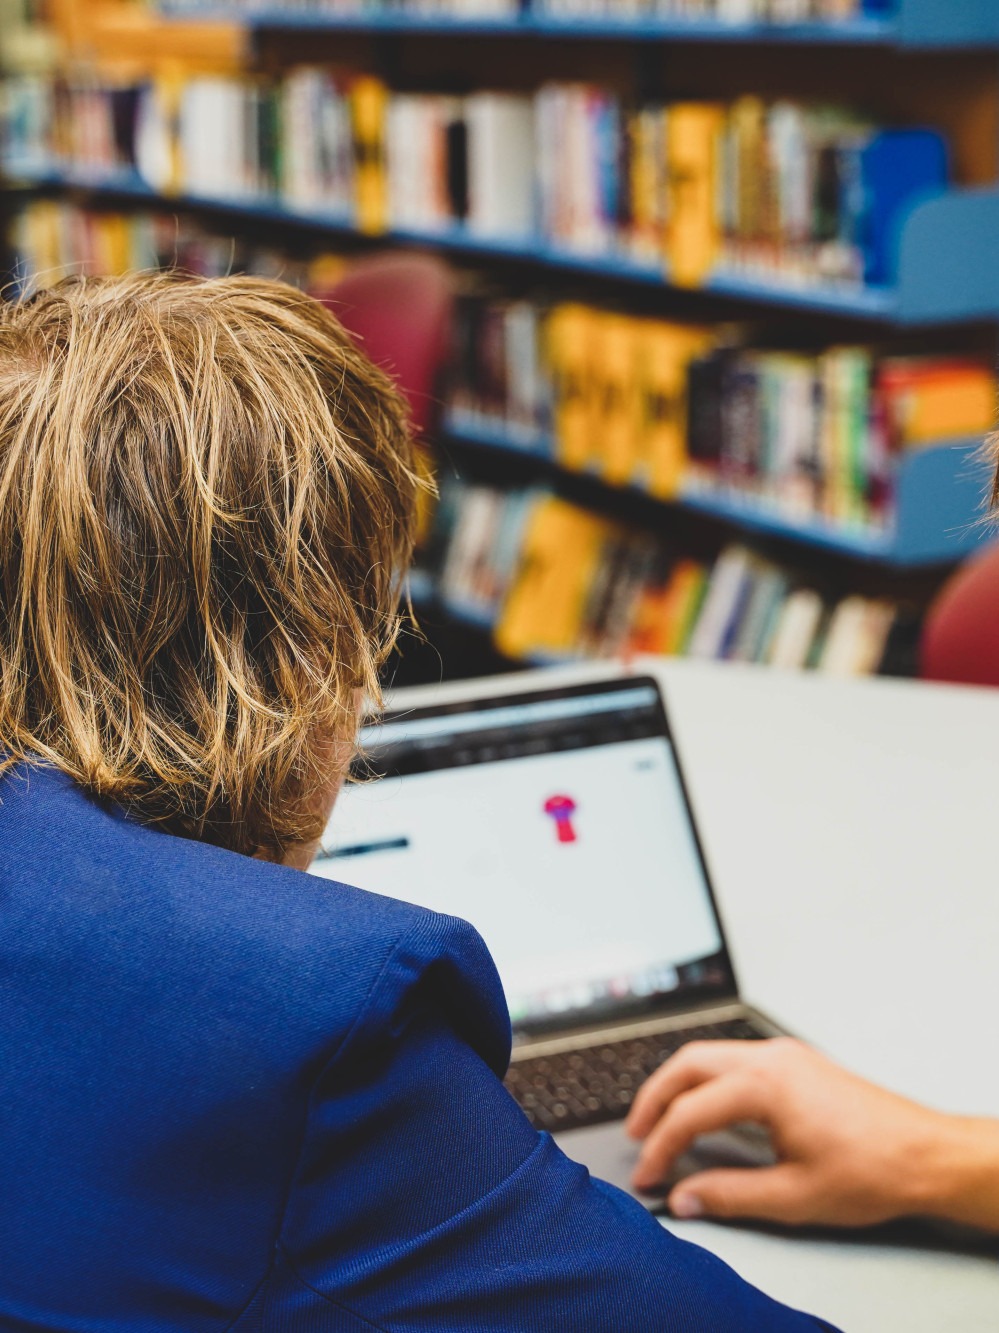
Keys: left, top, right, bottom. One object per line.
{"left": 2, "top": 0, "right": 999, "bottom": 691}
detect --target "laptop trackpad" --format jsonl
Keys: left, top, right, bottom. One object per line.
{"left": 554, "top": 1120, "right": 776, "bottom": 1212}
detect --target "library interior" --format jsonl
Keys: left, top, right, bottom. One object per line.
{"left": 2, "top": 1, "right": 999, "bottom": 1330}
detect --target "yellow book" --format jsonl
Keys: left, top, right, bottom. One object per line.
{"left": 818, "top": 348, "right": 848, "bottom": 521}
{"left": 638, "top": 321, "right": 715, "bottom": 498}
{"left": 16, "top": 201, "right": 61, "bottom": 280}
{"left": 665, "top": 103, "right": 725, "bottom": 288}
{"left": 97, "top": 212, "right": 131, "bottom": 275}
{"left": 546, "top": 304, "right": 599, "bottom": 473}
{"left": 729, "top": 96, "right": 767, "bottom": 262}
{"left": 595, "top": 313, "right": 643, "bottom": 487}
{"left": 495, "top": 497, "right": 609, "bottom": 659}
{"left": 351, "top": 76, "right": 389, "bottom": 235}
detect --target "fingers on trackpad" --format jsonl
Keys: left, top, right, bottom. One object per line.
{"left": 634, "top": 1126, "right": 777, "bottom": 1204}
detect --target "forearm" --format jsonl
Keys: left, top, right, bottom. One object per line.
{"left": 910, "top": 1113, "right": 999, "bottom": 1233}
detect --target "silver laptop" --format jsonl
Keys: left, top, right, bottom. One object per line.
{"left": 310, "top": 675, "right": 783, "bottom": 1209}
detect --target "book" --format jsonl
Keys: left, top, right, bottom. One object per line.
{"left": 877, "top": 357, "right": 997, "bottom": 448}
{"left": 593, "top": 313, "right": 642, "bottom": 486}
{"left": 494, "top": 495, "right": 610, "bottom": 658}
{"left": 351, "top": 75, "right": 389, "bottom": 235}
{"left": 685, "top": 545, "right": 755, "bottom": 659}
{"left": 638, "top": 322, "right": 714, "bottom": 499}
{"left": 546, "top": 302, "right": 600, "bottom": 472}
{"left": 665, "top": 102, "right": 726, "bottom": 288}
{"left": 767, "top": 588, "right": 825, "bottom": 669}
{"left": 818, "top": 595, "right": 897, "bottom": 675}
{"left": 465, "top": 93, "right": 535, "bottom": 240}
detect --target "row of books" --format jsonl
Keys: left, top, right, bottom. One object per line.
{"left": 0, "top": 71, "right": 947, "bottom": 289}
{"left": 11, "top": 200, "right": 993, "bottom": 540}
{"left": 534, "top": 0, "right": 877, "bottom": 19}
{"left": 157, "top": 0, "right": 887, "bottom": 25}
{"left": 537, "top": 91, "right": 945, "bottom": 285}
{"left": 159, "top": 0, "right": 519, "bottom": 17}
{"left": 419, "top": 477, "right": 899, "bottom": 671}
{"left": 450, "top": 291, "right": 996, "bottom": 528}
{"left": 7, "top": 198, "right": 341, "bottom": 290}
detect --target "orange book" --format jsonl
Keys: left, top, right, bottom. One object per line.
{"left": 546, "top": 304, "right": 599, "bottom": 472}
{"left": 879, "top": 359, "right": 996, "bottom": 447}
{"left": 594, "top": 313, "right": 643, "bottom": 486}
{"left": 637, "top": 321, "right": 715, "bottom": 498}
{"left": 665, "top": 103, "right": 725, "bottom": 288}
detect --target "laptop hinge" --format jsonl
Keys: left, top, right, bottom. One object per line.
{"left": 509, "top": 998, "right": 770, "bottom": 1061}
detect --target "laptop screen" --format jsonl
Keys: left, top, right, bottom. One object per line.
{"left": 310, "top": 677, "right": 734, "bottom": 1036}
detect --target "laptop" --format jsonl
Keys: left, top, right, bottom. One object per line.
{"left": 310, "top": 674, "right": 784, "bottom": 1208}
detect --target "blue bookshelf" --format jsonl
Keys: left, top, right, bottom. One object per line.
{"left": 10, "top": 167, "right": 999, "bottom": 325}
{"left": 441, "top": 416, "right": 995, "bottom": 567}
{"left": 160, "top": 0, "right": 999, "bottom": 49}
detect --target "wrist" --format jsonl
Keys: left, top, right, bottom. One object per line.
{"left": 906, "top": 1112, "right": 999, "bottom": 1231}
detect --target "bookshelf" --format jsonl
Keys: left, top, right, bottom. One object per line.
{"left": 2, "top": 0, "right": 998, "bottom": 681}
{"left": 440, "top": 418, "right": 991, "bottom": 565}
{"left": 8, "top": 168, "right": 999, "bottom": 325}
{"left": 160, "top": 1, "right": 999, "bottom": 51}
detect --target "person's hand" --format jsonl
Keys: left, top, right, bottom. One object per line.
{"left": 625, "top": 1037, "right": 999, "bottom": 1231}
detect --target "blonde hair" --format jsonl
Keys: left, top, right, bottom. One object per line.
{"left": 0, "top": 272, "right": 420, "bottom": 857}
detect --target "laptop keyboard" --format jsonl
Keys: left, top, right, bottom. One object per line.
{"left": 504, "top": 1017, "right": 767, "bottom": 1133}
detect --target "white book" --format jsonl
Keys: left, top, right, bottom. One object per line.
{"left": 181, "top": 78, "right": 243, "bottom": 200}
{"left": 134, "top": 83, "right": 174, "bottom": 194}
{"left": 385, "top": 95, "right": 411, "bottom": 227}
{"left": 441, "top": 487, "right": 494, "bottom": 603}
{"left": 816, "top": 595, "right": 868, "bottom": 675}
{"left": 465, "top": 93, "right": 535, "bottom": 239}
{"left": 534, "top": 84, "right": 560, "bottom": 243}
{"left": 504, "top": 301, "right": 543, "bottom": 434}
{"left": 280, "top": 68, "right": 319, "bottom": 208}
{"left": 819, "top": 597, "right": 895, "bottom": 676}
{"left": 686, "top": 546, "right": 754, "bottom": 659}
{"left": 767, "top": 588, "right": 825, "bottom": 669}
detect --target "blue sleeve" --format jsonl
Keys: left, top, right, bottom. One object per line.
{"left": 274, "top": 912, "right": 838, "bottom": 1332}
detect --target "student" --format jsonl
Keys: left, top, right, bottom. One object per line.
{"left": 628, "top": 1037, "right": 999, "bottom": 1233}
{"left": 0, "top": 273, "right": 835, "bottom": 1331}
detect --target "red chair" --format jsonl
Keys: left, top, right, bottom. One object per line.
{"left": 319, "top": 251, "right": 454, "bottom": 438}
{"left": 921, "top": 540, "right": 999, "bottom": 686}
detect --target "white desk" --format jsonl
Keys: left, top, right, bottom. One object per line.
{"left": 388, "top": 659, "right": 999, "bottom": 1332}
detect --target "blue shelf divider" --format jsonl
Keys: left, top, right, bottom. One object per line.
{"left": 10, "top": 168, "right": 999, "bottom": 326}
{"left": 442, "top": 416, "right": 995, "bottom": 567}
{"left": 161, "top": 0, "right": 999, "bottom": 47}
{"left": 894, "top": 189, "right": 999, "bottom": 324}
{"left": 897, "top": 0, "right": 999, "bottom": 47}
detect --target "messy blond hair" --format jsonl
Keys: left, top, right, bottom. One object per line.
{"left": 0, "top": 272, "right": 420, "bottom": 857}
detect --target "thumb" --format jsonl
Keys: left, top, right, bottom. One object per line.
{"left": 668, "top": 1164, "right": 809, "bottom": 1226}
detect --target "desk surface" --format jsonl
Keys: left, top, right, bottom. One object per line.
{"left": 387, "top": 660, "right": 999, "bottom": 1332}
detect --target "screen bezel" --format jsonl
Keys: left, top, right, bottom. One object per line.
{"left": 354, "top": 674, "right": 741, "bottom": 1036}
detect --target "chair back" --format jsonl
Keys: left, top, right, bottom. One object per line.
{"left": 321, "top": 251, "right": 454, "bottom": 438}
{"left": 921, "top": 540, "right": 999, "bottom": 686}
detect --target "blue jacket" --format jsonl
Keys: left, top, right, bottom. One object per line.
{"left": 0, "top": 763, "right": 835, "bottom": 1331}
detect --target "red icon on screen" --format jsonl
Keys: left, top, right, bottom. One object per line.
{"left": 543, "top": 794, "right": 578, "bottom": 844}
